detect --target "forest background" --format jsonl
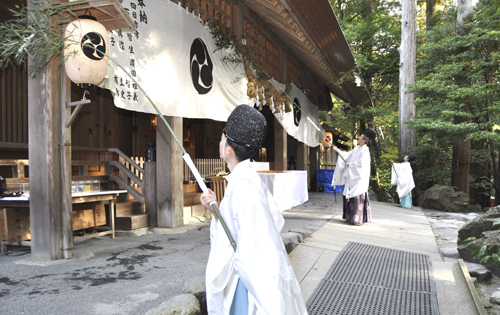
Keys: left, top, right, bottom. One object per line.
{"left": 320, "top": 0, "right": 500, "bottom": 207}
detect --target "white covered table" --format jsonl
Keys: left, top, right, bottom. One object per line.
{"left": 257, "top": 170, "right": 308, "bottom": 212}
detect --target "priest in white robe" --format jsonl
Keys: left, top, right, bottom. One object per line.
{"left": 332, "top": 128, "right": 376, "bottom": 225}
{"left": 391, "top": 153, "right": 416, "bottom": 208}
{"left": 200, "top": 104, "right": 307, "bottom": 315}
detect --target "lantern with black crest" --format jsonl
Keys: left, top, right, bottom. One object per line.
{"left": 322, "top": 131, "right": 333, "bottom": 148}
{"left": 64, "top": 14, "right": 109, "bottom": 88}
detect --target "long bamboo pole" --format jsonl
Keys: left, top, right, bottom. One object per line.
{"left": 87, "top": 44, "right": 237, "bottom": 251}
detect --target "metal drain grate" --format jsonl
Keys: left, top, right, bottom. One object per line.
{"left": 306, "top": 242, "right": 439, "bottom": 315}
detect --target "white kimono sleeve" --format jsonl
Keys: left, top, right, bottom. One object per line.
{"left": 391, "top": 163, "right": 400, "bottom": 186}
{"left": 343, "top": 146, "right": 371, "bottom": 199}
{"left": 332, "top": 150, "right": 350, "bottom": 186}
{"left": 391, "top": 162, "right": 415, "bottom": 198}
{"left": 206, "top": 211, "right": 238, "bottom": 314}
{"left": 232, "top": 180, "right": 307, "bottom": 315}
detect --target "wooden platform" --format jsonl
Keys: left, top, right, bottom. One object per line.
{"left": 0, "top": 190, "right": 126, "bottom": 253}
{"left": 183, "top": 183, "right": 203, "bottom": 207}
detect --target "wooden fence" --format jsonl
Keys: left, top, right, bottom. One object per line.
{"left": 126, "top": 157, "right": 226, "bottom": 184}
{"left": 125, "top": 157, "right": 145, "bottom": 188}
{"left": 183, "top": 158, "right": 226, "bottom": 183}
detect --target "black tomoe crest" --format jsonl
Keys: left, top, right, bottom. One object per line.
{"left": 293, "top": 98, "right": 302, "bottom": 126}
{"left": 190, "top": 38, "right": 213, "bottom": 94}
{"left": 81, "top": 32, "right": 107, "bottom": 61}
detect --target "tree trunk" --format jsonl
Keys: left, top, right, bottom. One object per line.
{"left": 451, "top": 0, "right": 473, "bottom": 194}
{"left": 451, "top": 134, "right": 470, "bottom": 194}
{"left": 399, "top": 0, "right": 417, "bottom": 157}
{"left": 457, "top": 0, "right": 473, "bottom": 32}
{"left": 495, "top": 154, "right": 500, "bottom": 206}
{"left": 426, "top": 0, "right": 436, "bottom": 31}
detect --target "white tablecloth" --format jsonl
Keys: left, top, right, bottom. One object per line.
{"left": 258, "top": 171, "right": 308, "bottom": 212}
{"left": 0, "top": 190, "right": 127, "bottom": 202}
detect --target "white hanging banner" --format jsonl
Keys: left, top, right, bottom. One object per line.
{"left": 99, "top": 0, "right": 249, "bottom": 121}
{"left": 272, "top": 83, "right": 323, "bottom": 147}
{"left": 99, "top": 0, "right": 323, "bottom": 146}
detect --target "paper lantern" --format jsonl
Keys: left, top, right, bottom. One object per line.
{"left": 322, "top": 131, "right": 333, "bottom": 148}
{"left": 64, "top": 15, "right": 109, "bottom": 88}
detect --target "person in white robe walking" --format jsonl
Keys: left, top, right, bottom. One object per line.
{"left": 200, "top": 104, "right": 307, "bottom": 315}
{"left": 332, "top": 128, "right": 376, "bottom": 225}
{"left": 390, "top": 153, "right": 416, "bottom": 208}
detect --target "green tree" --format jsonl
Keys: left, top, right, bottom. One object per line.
{"left": 326, "top": 0, "right": 403, "bottom": 200}
{"left": 407, "top": 0, "right": 500, "bottom": 205}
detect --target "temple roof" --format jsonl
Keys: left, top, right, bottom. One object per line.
{"left": 243, "top": 0, "right": 372, "bottom": 110}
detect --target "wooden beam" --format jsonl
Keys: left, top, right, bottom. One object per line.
{"left": 94, "top": 6, "right": 116, "bottom": 18}
{"left": 67, "top": 99, "right": 91, "bottom": 107}
{"left": 273, "top": 116, "right": 287, "bottom": 170}
{"left": 144, "top": 162, "right": 157, "bottom": 226}
{"left": 61, "top": 62, "right": 73, "bottom": 259}
{"left": 66, "top": 103, "right": 84, "bottom": 127}
{"left": 28, "top": 46, "right": 65, "bottom": 260}
{"left": 27, "top": 2, "right": 76, "bottom": 260}
{"left": 57, "top": 0, "right": 135, "bottom": 31}
{"left": 156, "top": 116, "right": 183, "bottom": 228}
{"left": 296, "top": 142, "right": 307, "bottom": 171}
{"left": 309, "top": 145, "right": 319, "bottom": 191}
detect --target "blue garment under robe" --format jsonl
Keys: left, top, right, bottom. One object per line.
{"left": 229, "top": 279, "right": 249, "bottom": 314}
{"left": 400, "top": 192, "right": 412, "bottom": 208}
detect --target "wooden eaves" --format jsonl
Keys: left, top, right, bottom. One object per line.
{"left": 55, "top": 0, "right": 136, "bottom": 30}
{"left": 242, "top": 0, "right": 372, "bottom": 111}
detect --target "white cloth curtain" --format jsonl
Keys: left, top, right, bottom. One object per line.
{"left": 100, "top": 1, "right": 249, "bottom": 121}
{"left": 271, "top": 81, "right": 323, "bottom": 147}
{"left": 100, "top": 0, "right": 323, "bottom": 146}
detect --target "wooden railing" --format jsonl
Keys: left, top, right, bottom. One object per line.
{"left": 1, "top": 152, "right": 227, "bottom": 204}
{"left": 207, "top": 176, "right": 227, "bottom": 207}
{"left": 105, "top": 148, "right": 145, "bottom": 203}
{"left": 183, "top": 158, "right": 226, "bottom": 183}
{"left": 128, "top": 157, "right": 145, "bottom": 189}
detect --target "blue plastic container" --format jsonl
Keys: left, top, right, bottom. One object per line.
{"left": 324, "top": 184, "right": 343, "bottom": 194}
{"left": 316, "top": 169, "right": 335, "bottom": 186}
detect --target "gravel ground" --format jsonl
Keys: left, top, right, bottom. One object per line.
{"left": 0, "top": 192, "right": 341, "bottom": 315}
{"left": 6, "top": 192, "right": 494, "bottom": 315}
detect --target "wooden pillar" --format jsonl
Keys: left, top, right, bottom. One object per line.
{"left": 296, "top": 142, "right": 307, "bottom": 171}
{"left": 28, "top": 51, "right": 68, "bottom": 260}
{"left": 156, "top": 116, "right": 183, "bottom": 228}
{"left": 309, "top": 145, "right": 319, "bottom": 191}
{"left": 144, "top": 161, "right": 157, "bottom": 226}
{"left": 273, "top": 117, "right": 287, "bottom": 170}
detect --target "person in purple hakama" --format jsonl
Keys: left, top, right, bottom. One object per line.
{"left": 332, "top": 128, "right": 376, "bottom": 226}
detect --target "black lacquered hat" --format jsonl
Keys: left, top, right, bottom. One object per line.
{"left": 408, "top": 152, "right": 417, "bottom": 162}
{"left": 363, "top": 127, "right": 377, "bottom": 140}
{"left": 224, "top": 104, "right": 267, "bottom": 148}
